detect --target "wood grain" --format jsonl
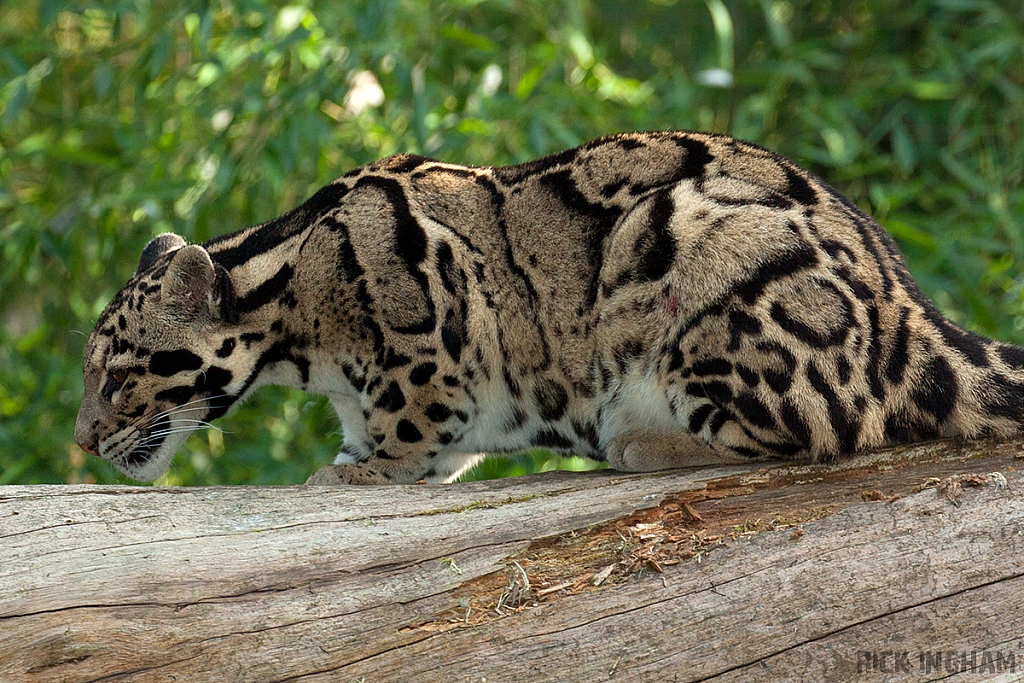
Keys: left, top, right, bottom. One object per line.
{"left": 2, "top": 439, "right": 1022, "bottom": 682}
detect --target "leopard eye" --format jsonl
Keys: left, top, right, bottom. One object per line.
{"left": 101, "top": 368, "right": 130, "bottom": 402}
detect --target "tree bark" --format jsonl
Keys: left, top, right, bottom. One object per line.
{"left": 2, "top": 438, "right": 1023, "bottom": 682}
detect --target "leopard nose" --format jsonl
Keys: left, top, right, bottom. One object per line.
{"left": 77, "top": 438, "right": 99, "bottom": 457}
{"left": 74, "top": 410, "right": 100, "bottom": 456}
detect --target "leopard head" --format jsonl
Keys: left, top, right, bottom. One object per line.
{"left": 75, "top": 233, "right": 247, "bottom": 481}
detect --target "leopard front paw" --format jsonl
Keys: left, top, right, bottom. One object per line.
{"left": 305, "top": 463, "right": 390, "bottom": 485}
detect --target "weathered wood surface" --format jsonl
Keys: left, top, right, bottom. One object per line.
{"left": 2, "top": 439, "right": 1023, "bottom": 683}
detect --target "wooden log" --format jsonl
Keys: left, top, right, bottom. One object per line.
{"left": 2, "top": 438, "right": 1023, "bottom": 682}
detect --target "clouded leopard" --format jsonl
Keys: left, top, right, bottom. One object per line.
{"left": 76, "top": 131, "right": 1024, "bottom": 484}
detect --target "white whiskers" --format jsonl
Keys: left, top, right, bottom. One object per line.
{"left": 105, "top": 393, "right": 234, "bottom": 462}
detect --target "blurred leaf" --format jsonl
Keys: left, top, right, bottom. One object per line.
{"left": 93, "top": 61, "right": 113, "bottom": 98}
{"left": 883, "top": 218, "right": 938, "bottom": 250}
{"left": 910, "top": 81, "right": 957, "bottom": 100}
{"left": 1, "top": 79, "right": 28, "bottom": 125}
{"left": 442, "top": 25, "right": 496, "bottom": 52}
{"left": 515, "top": 64, "right": 545, "bottom": 99}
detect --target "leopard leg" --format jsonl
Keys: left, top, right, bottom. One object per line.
{"left": 307, "top": 376, "right": 476, "bottom": 484}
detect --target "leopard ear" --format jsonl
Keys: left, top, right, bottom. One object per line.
{"left": 136, "top": 233, "right": 187, "bottom": 275}
{"left": 162, "top": 244, "right": 237, "bottom": 324}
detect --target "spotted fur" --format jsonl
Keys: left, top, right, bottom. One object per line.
{"left": 75, "top": 131, "right": 1024, "bottom": 484}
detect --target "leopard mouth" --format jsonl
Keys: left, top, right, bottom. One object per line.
{"left": 129, "top": 414, "right": 171, "bottom": 465}
{"left": 105, "top": 394, "right": 236, "bottom": 480}
{"left": 124, "top": 445, "right": 155, "bottom": 468}
{"left": 104, "top": 413, "right": 179, "bottom": 480}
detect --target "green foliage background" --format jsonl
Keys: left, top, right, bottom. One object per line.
{"left": 1, "top": 0, "right": 1022, "bottom": 485}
